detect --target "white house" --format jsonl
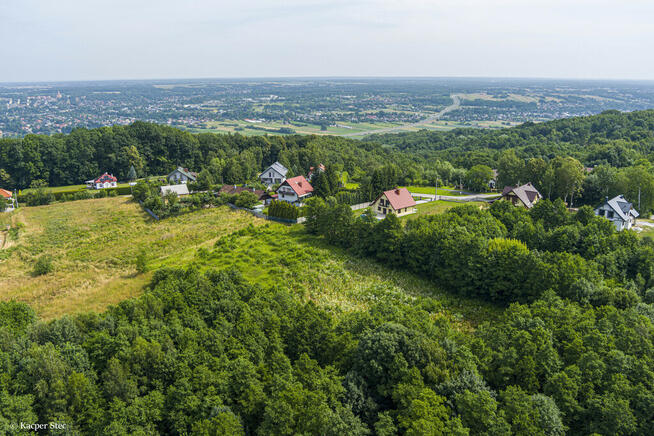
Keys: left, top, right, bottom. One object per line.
{"left": 371, "top": 188, "right": 417, "bottom": 218}
{"left": 259, "top": 161, "right": 288, "bottom": 186}
{"left": 160, "top": 184, "right": 190, "bottom": 197}
{"left": 277, "top": 175, "right": 313, "bottom": 206}
{"left": 595, "top": 195, "right": 639, "bottom": 231}
{"left": 167, "top": 167, "right": 197, "bottom": 184}
{"left": 86, "top": 173, "right": 118, "bottom": 189}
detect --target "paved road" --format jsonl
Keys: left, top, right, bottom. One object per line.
{"left": 342, "top": 94, "right": 461, "bottom": 138}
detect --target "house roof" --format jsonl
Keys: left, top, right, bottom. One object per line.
{"left": 0, "top": 188, "right": 12, "bottom": 199}
{"left": 94, "top": 173, "right": 117, "bottom": 183}
{"left": 263, "top": 161, "right": 288, "bottom": 177}
{"left": 160, "top": 184, "right": 189, "bottom": 196}
{"left": 375, "top": 188, "right": 416, "bottom": 210}
{"left": 501, "top": 182, "right": 542, "bottom": 208}
{"left": 598, "top": 195, "right": 639, "bottom": 221}
{"left": 218, "top": 185, "right": 268, "bottom": 200}
{"left": 281, "top": 176, "right": 313, "bottom": 197}
{"left": 168, "top": 167, "right": 197, "bottom": 181}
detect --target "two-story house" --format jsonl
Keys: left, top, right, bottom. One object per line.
{"left": 595, "top": 195, "right": 639, "bottom": 231}
{"left": 277, "top": 176, "right": 313, "bottom": 206}
{"left": 167, "top": 167, "right": 197, "bottom": 184}
{"left": 500, "top": 182, "right": 542, "bottom": 209}
{"left": 371, "top": 188, "right": 417, "bottom": 217}
{"left": 259, "top": 162, "right": 288, "bottom": 186}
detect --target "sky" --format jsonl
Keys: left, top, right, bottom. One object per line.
{"left": 0, "top": 0, "right": 652, "bottom": 82}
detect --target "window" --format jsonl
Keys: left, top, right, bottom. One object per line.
{"left": 383, "top": 208, "right": 387, "bottom": 214}
{"left": 378, "top": 206, "right": 381, "bottom": 211}
{"left": 608, "top": 211, "right": 614, "bottom": 219}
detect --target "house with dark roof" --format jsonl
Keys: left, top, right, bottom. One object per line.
{"left": 168, "top": 167, "right": 197, "bottom": 184}
{"left": 595, "top": 195, "right": 639, "bottom": 231}
{"left": 371, "top": 188, "right": 417, "bottom": 217}
{"left": 86, "top": 173, "right": 118, "bottom": 189}
{"left": 501, "top": 183, "right": 542, "bottom": 209}
{"left": 277, "top": 176, "right": 313, "bottom": 206}
{"left": 259, "top": 162, "right": 288, "bottom": 186}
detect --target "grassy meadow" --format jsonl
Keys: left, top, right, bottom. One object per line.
{"left": 0, "top": 196, "right": 499, "bottom": 328}
{"left": 0, "top": 197, "right": 263, "bottom": 319}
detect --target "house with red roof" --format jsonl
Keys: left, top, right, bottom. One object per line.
{"left": 307, "top": 164, "right": 326, "bottom": 181}
{"left": 277, "top": 176, "right": 313, "bottom": 206}
{"left": 371, "top": 188, "right": 417, "bottom": 217}
{"left": 86, "top": 173, "right": 118, "bottom": 189}
{"left": 0, "top": 188, "right": 14, "bottom": 212}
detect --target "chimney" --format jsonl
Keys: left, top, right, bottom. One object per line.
{"left": 395, "top": 189, "right": 400, "bottom": 195}
{"left": 606, "top": 196, "right": 609, "bottom": 202}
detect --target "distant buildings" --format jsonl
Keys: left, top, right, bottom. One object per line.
{"left": 160, "top": 184, "right": 190, "bottom": 197}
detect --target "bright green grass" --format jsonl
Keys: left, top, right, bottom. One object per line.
{"left": 400, "top": 185, "right": 471, "bottom": 196}
{"left": 406, "top": 200, "right": 488, "bottom": 219}
{"left": 195, "top": 224, "right": 500, "bottom": 327}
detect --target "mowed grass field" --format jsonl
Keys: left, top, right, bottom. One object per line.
{"left": 0, "top": 197, "right": 263, "bottom": 319}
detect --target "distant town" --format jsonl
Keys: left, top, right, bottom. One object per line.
{"left": 1, "top": 78, "right": 654, "bottom": 138}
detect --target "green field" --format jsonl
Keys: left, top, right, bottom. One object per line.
{"left": 409, "top": 200, "right": 488, "bottom": 218}
{"left": 0, "top": 197, "right": 263, "bottom": 319}
{"left": 0, "top": 196, "right": 498, "bottom": 325}
{"left": 184, "top": 119, "right": 404, "bottom": 137}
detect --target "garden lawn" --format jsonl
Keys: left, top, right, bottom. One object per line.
{"left": 0, "top": 197, "right": 263, "bottom": 319}
{"left": 407, "top": 200, "right": 489, "bottom": 219}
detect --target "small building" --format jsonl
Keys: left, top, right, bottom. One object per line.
{"left": 371, "top": 188, "right": 417, "bottom": 217}
{"left": 0, "top": 188, "right": 14, "bottom": 212}
{"left": 160, "top": 184, "right": 190, "bottom": 197}
{"left": 307, "top": 164, "right": 326, "bottom": 181}
{"left": 218, "top": 185, "right": 273, "bottom": 204}
{"left": 595, "top": 195, "right": 639, "bottom": 231}
{"left": 488, "top": 169, "right": 498, "bottom": 190}
{"left": 277, "top": 176, "right": 313, "bottom": 206}
{"left": 259, "top": 162, "right": 288, "bottom": 186}
{"left": 501, "top": 183, "right": 542, "bottom": 209}
{"left": 86, "top": 173, "right": 118, "bottom": 189}
{"left": 168, "top": 167, "right": 197, "bottom": 184}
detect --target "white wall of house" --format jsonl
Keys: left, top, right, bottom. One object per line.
{"left": 277, "top": 186, "right": 310, "bottom": 205}
{"left": 260, "top": 168, "right": 285, "bottom": 185}
{"left": 95, "top": 181, "right": 117, "bottom": 189}
{"left": 169, "top": 171, "right": 192, "bottom": 184}
{"left": 595, "top": 204, "right": 633, "bottom": 230}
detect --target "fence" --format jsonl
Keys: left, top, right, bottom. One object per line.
{"left": 138, "top": 201, "right": 160, "bottom": 220}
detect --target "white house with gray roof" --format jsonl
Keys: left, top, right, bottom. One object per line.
{"left": 259, "top": 161, "right": 288, "bottom": 186}
{"left": 595, "top": 195, "right": 639, "bottom": 231}
{"left": 167, "top": 167, "right": 197, "bottom": 184}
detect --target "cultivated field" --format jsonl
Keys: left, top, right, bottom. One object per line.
{"left": 0, "top": 197, "right": 263, "bottom": 319}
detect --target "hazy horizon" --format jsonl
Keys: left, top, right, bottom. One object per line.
{"left": 2, "top": 0, "right": 653, "bottom": 83}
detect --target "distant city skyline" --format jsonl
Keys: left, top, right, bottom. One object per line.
{"left": 1, "top": 0, "right": 652, "bottom": 83}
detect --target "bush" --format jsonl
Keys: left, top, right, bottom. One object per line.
{"left": 33, "top": 255, "right": 53, "bottom": 276}
{"left": 234, "top": 191, "right": 259, "bottom": 209}
{"left": 268, "top": 200, "right": 300, "bottom": 220}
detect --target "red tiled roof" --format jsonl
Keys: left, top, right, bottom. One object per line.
{"left": 94, "top": 172, "right": 117, "bottom": 183}
{"left": 376, "top": 188, "right": 416, "bottom": 210}
{"left": 0, "top": 188, "right": 12, "bottom": 199}
{"left": 281, "top": 176, "right": 313, "bottom": 197}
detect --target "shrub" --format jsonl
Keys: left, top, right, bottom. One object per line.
{"left": 33, "top": 255, "right": 53, "bottom": 276}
